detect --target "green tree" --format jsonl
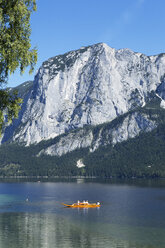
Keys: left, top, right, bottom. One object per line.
{"left": 0, "top": 0, "right": 37, "bottom": 133}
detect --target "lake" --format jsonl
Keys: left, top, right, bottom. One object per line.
{"left": 0, "top": 178, "right": 165, "bottom": 248}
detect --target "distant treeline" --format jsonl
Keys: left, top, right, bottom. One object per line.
{"left": 1, "top": 122, "right": 165, "bottom": 178}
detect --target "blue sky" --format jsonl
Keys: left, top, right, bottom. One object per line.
{"left": 8, "top": 0, "right": 165, "bottom": 87}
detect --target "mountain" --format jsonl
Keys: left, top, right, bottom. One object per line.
{"left": 1, "top": 43, "right": 165, "bottom": 177}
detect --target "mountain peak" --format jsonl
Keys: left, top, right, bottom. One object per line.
{"left": 1, "top": 43, "right": 165, "bottom": 145}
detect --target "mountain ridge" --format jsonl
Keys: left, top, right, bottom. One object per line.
{"left": 0, "top": 43, "right": 165, "bottom": 177}
{"left": 1, "top": 42, "right": 165, "bottom": 147}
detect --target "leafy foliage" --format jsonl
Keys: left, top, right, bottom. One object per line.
{"left": 0, "top": 0, "right": 37, "bottom": 80}
{"left": 0, "top": 0, "right": 37, "bottom": 134}
{"left": 0, "top": 89, "right": 22, "bottom": 131}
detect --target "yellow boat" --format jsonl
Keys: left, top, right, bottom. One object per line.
{"left": 62, "top": 202, "right": 100, "bottom": 208}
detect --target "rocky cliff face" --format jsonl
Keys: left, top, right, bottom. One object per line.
{"left": 38, "top": 110, "right": 157, "bottom": 157}
{"left": 1, "top": 43, "right": 165, "bottom": 155}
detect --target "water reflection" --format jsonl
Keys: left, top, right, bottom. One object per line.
{"left": 1, "top": 177, "right": 165, "bottom": 188}
{"left": 0, "top": 212, "right": 164, "bottom": 248}
{"left": 76, "top": 178, "right": 85, "bottom": 184}
{"left": 0, "top": 180, "right": 165, "bottom": 247}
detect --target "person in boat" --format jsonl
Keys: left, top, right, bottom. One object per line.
{"left": 97, "top": 201, "right": 100, "bottom": 205}
{"left": 81, "top": 200, "right": 89, "bottom": 205}
{"left": 77, "top": 200, "right": 80, "bottom": 205}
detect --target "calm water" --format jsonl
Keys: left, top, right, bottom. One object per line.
{"left": 0, "top": 178, "right": 165, "bottom": 248}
